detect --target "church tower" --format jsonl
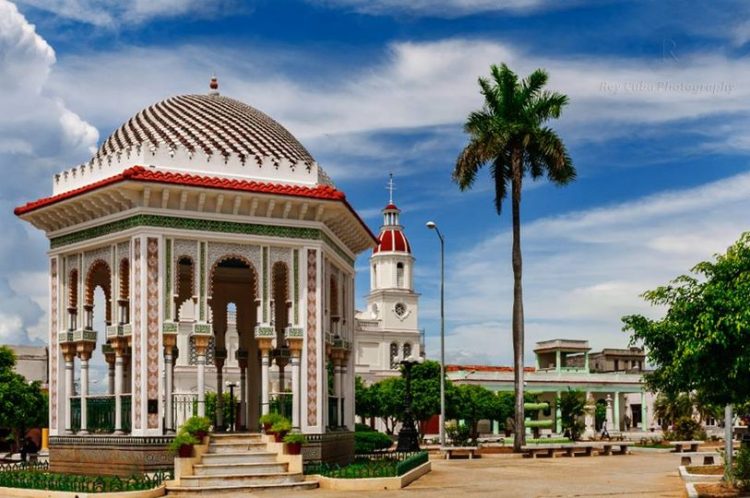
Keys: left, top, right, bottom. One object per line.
{"left": 355, "top": 176, "right": 422, "bottom": 384}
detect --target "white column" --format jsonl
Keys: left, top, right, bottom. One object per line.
{"left": 336, "top": 364, "right": 344, "bottom": 427}
{"left": 114, "top": 351, "right": 124, "bottom": 434}
{"left": 261, "top": 351, "right": 270, "bottom": 416}
{"left": 216, "top": 361, "right": 224, "bottom": 429}
{"left": 291, "top": 355, "right": 300, "bottom": 429}
{"left": 613, "top": 392, "right": 621, "bottom": 431}
{"left": 107, "top": 361, "right": 115, "bottom": 395}
{"left": 197, "top": 351, "right": 206, "bottom": 417}
{"left": 64, "top": 353, "right": 74, "bottom": 434}
{"left": 165, "top": 349, "right": 174, "bottom": 433}
{"left": 605, "top": 394, "right": 613, "bottom": 434}
{"left": 79, "top": 354, "right": 90, "bottom": 435}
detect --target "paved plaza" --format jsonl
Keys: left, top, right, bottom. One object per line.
{"left": 310, "top": 451, "right": 683, "bottom": 498}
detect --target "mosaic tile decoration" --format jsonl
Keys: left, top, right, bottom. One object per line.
{"left": 146, "top": 237, "right": 159, "bottom": 429}
{"left": 306, "top": 249, "right": 318, "bottom": 426}
{"left": 132, "top": 238, "right": 142, "bottom": 430}
{"left": 50, "top": 257, "right": 58, "bottom": 430}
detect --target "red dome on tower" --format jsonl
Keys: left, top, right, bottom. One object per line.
{"left": 373, "top": 202, "right": 411, "bottom": 254}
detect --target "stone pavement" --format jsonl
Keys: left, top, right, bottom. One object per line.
{"left": 308, "top": 450, "right": 683, "bottom": 497}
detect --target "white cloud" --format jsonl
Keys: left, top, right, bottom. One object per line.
{"left": 426, "top": 171, "right": 750, "bottom": 365}
{"left": 310, "top": 0, "right": 577, "bottom": 17}
{"left": 15, "top": 0, "right": 240, "bottom": 27}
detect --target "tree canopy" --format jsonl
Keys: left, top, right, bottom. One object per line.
{"left": 622, "top": 232, "right": 750, "bottom": 406}
{"left": 0, "top": 345, "right": 47, "bottom": 448}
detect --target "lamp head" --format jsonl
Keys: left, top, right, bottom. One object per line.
{"left": 426, "top": 221, "right": 436, "bottom": 230}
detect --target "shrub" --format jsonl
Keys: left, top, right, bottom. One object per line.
{"left": 445, "top": 421, "right": 472, "bottom": 446}
{"left": 260, "top": 412, "right": 284, "bottom": 427}
{"left": 669, "top": 417, "right": 706, "bottom": 441}
{"left": 168, "top": 432, "right": 198, "bottom": 454}
{"left": 733, "top": 446, "right": 750, "bottom": 491}
{"left": 283, "top": 432, "right": 307, "bottom": 444}
{"left": 181, "top": 416, "right": 211, "bottom": 437}
{"left": 271, "top": 419, "right": 292, "bottom": 433}
{"left": 355, "top": 423, "right": 374, "bottom": 432}
{"left": 354, "top": 431, "right": 393, "bottom": 454}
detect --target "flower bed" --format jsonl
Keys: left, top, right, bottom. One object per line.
{"left": 694, "top": 482, "right": 746, "bottom": 497}
{"left": 0, "top": 462, "right": 172, "bottom": 493}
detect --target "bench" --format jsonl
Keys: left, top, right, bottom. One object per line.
{"left": 670, "top": 441, "right": 703, "bottom": 453}
{"left": 441, "top": 446, "right": 479, "bottom": 459}
{"left": 521, "top": 443, "right": 596, "bottom": 458}
{"left": 592, "top": 442, "right": 630, "bottom": 455}
{"left": 679, "top": 452, "right": 719, "bottom": 466}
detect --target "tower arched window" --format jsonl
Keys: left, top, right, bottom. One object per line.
{"left": 389, "top": 342, "right": 399, "bottom": 369}
{"left": 396, "top": 262, "right": 404, "bottom": 288}
{"left": 403, "top": 342, "right": 412, "bottom": 360}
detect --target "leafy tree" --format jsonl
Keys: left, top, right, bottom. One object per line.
{"left": 371, "top": 377, "right": 404, "bottom": 435}
{"left": 651, "top": 392, "right": 693, "bottom": 430}
{"left": 595, "top": 399, "right": 606, "bottom": 431}
{"left": 452, "top": 384, "right": 499, "bottom": 439}
{"left": 496, "top": 392, "right": 515, "bottom": 430}
{"left": 558, "top": 390, "right": 586, "bottom": 440}
{"left": 623, "top": 233, "right": 750, "bottom": 407}
{"left": 0, "top": 346, "right": 47, "bottom": 450}
{"left": 354, "top": 376, "right": 377, "bottom": 426}
{"left": 453, "top": 64, "right": 575, "bottom": 451}
{"left": 408, "top": 360, "right": 455, "bottom": 436}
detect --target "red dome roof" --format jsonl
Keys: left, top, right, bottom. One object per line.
{"left": 373, "top": 228, "right": 411, "bottom": 254}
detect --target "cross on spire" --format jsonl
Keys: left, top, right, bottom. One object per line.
{"left": 387, "top": 173, "right": 396, "bottom": 204}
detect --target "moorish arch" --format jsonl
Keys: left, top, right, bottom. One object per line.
{"left": 85, "top": 259, "right": 112, "bottom": 327}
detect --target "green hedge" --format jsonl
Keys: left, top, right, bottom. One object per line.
{"left": 354, "top": 431, "right": 393, "bottom": 454}
{"left": 396, "top": 451, "right": 429, "bottom": 475}
{"left": 306, "top": 451, "right": 428, "bottom": 478}
{"left": 0, "top": 465, "right": 172, "bottom": 493}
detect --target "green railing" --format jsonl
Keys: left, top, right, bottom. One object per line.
{"left": 0, "top": 464, "right": 172, "bottom": 493}
{"left": 328, "top": 397, "right": 339, "bottom": 428}
{"left": 270, "top": 393, "right": 292, "bottom": 420}
{"left": 70, "top": 395, "right": 131, "bottom": 434}
{"left": 305, "top": 451, "right": 427, "bottom": 478}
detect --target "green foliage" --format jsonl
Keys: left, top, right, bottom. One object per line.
{"left": 370, "top": 377, "right": 404, "bottom": 435}
{"left": 409, "top": 361, "right": 449, "bottom": 430}
{"left": 204, "top": 391, "right": 237, "bottom": 427}
{"left": 168, "top": 432, "right": 198, "bottom": 454}
{"left": 355, "top": 377, "right": 378, "bottom": 422}
{"left": 445, "top": 421, "right": 472, "bottom": 446}
{"left": 0, "top": 346, "right": 48, "bottom": 448}
{"left": 732, "top": 446, "right": 750, "bottom": 491}
{"left": 282, "top": 432, "right": 306, "bottom": 444}
{"left": 0, "top": 462, "right": 172, "bottom": 492}
{"left": 559, "top": 390, "right": 586, "bottom": 441}
{"left": 306, "top": 452, "right": 426, "bottom": 479}
{"left": 259, "top": 412, "right": 284, "bottom": 427}
{"left": 653, "top": 393, "right": 693, "bottom": 430}
{"left": 496, "top": 392, "right": 515, "bottom": 429}
{"left": 623, "top": 233, "right": 750, "bottom": 406}
{"left": 270, "top": 418, "right": 292, "bottom": 433}
{"left": 181, "top": 416, "right": 211, "bottom": 437}
{"left": 595, "top": 400, "right": 606, "bottom": 430}
{"left": 665, "top": 417, "right": 706, "bottom": 441}
{"left": 355, "top": 423, "right": 374, "bottom": 432}
{"left": 354, "top": 430, "right": 392, "bottom": 454}
{"left": 450, "top": 384, "right": 499, "bottom": 439}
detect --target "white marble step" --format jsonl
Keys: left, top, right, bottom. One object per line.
{"left": 200, "top": 451, "right": 278, "bottom": 465}
{"left": 208, "top": 441, "right": 268, "bottom": 453}
{"left": 193, "top": 461, "right": 288, "bottom": 476}
{"left": 165, "top": 480, "right": 318, "bottom": 497}
{"left": 179, "top": 472, "right": 303, "bottom": 488}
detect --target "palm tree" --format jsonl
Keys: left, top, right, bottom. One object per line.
{"left": 453, "top": 64, "right": 575, "bottom": 452}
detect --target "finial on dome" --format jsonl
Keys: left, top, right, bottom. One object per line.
{"left": 209, "top": 74, "right": 219, "bottom": 96}
{"left": 386, "top": 172, "right": 395, "bottom": 205}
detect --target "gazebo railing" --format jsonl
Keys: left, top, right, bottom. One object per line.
{"left": 270, "top": 392, "right": 292, "bottom": 420}
{"left": 69, "top": 395, "right": 132, "bottom": 434}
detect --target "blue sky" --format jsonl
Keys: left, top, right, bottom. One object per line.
{"left": 4, "top": 0, "right": 750, "bottom": 374}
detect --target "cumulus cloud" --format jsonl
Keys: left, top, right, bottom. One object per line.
{"left": 0, "top": 0, "right": 99, "bottom": 346}
{"left": 422, "top": 171, "right": 750, "bottom": 365}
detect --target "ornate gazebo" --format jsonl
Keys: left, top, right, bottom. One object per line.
{"left": 15, "top": 78, "right": 375, "bottom": 475}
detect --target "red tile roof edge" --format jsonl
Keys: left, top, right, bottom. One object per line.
{"left": 14, "top": 166, "right": 377, "bottom": 244}
{"left": 446, "top": 364, "right": 537, "bottom": 373}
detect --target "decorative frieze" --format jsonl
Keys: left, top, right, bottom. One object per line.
{"left": 50, "top": 257, "right": 59, "bottom": 431}
{"left": 49, "top": 214, "right": 354, "bottom": 265}
{"left": 306, "top": 248, "right": 318, "bottom": 427}
{"left": 83, "top": 245, "right": 112, "bottom": 277}
{"left": 146, "top": 237, "right": 160, "bottom": 429}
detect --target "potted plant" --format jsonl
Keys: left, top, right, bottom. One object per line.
{"left": 283, "top": 432, "right": 306, "bottom": 455}
{"left": 271, "top": 419, "right": 292, "bottom": 443}
{"left": 169, "top": 432, "right": 199, "bottom": 458}
{"left": 260, "top": 412, "right": 283, "bottom": 434}
{"left": 182, "top": 416, "right": 212, "bottom": 442}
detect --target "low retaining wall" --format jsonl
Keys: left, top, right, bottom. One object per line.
{"left": 303, "top": 431, "right": 354, "bottom": 466}
{"left": 49, "top": 436, "right": 173, "bottom": 476}
{"left": 678, "top": 466, "right": 723, "bottom": 483}
{"left": 314, "top": 461, "right": 431, "bottom": 491}
{"left": 0, "top": 484, "right": 165, "bottom": 498}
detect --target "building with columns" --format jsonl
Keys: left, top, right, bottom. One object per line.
{"left": 447, "top": 339, "right": 657, "bottom": 437}
{"left": 14, "top": 79, "right": 375, "bottom": 474}
{"left": 354, "top": 191, "right": 422, "bottom": 386}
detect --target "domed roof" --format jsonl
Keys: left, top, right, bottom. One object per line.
{"left": 95, "top": 93, "right": 315, "bottom": 167}
{"left": 373, "top": 228, "right": 411, "bottom": 254}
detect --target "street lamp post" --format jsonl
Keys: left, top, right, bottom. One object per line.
{"left": 226, "top": 381, "right": 237, "bottom": 433}
{"left": 426, "top": 221, "right": 445, "bottom": 448}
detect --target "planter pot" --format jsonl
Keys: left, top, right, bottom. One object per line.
{"left": 195, "top": 430, "right": 207, "bottom": 443}
{"left": 263, "top": 423, "right": 273, "bottom": 433}
{"left": 275, "top": 431, "right": 289, "bottom": 443}
{"left": 286, "top": 442, "right": 302, "bottom": 455}
{"left": 178, "top": 444, "right": 193, "bottom": 458}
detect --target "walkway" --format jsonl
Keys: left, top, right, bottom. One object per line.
{"left": 310, "top": 450, "right": 682, "bottom": 497}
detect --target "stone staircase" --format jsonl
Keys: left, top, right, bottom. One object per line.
{"left": 166, "top": 433, "right": 317, "bottom": 496}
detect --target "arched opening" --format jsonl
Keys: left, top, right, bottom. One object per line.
{"left": 272, "top": 262, "right": 290, "bottom": 344}
{"left": 118, "top": 258, "right": 130, "bottom": 324}
{"left": 68, "top": 269, "right": 79, "bottom": 330}
{"left": 396, "top": 262, "right": 404, "bottom": 288}
{"left": 329, "top": 275, "right": 339, "bottom": 335}
{"left": 85, "top": 260, "right": 112, "bottom": 329}
{"left": 390, "top": 342, "right": 399, "bottom": 369}
{"left": 175, "top": 257, "right": 195, "bottom": 321}
{"left": 402, "top": 342, "right": 412, "bottom": 360}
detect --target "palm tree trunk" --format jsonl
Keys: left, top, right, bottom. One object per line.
{"left": 511, "top": 148, "right": 526, "bottom": 452}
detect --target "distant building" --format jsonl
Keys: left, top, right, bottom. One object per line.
{"left": 7, "top": 345, "right": 48, "bottom": 387}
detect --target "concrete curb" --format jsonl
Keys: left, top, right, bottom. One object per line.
{"left": 678, "top": 465, "right": 723, "bottom": 483}
{"left": 684, "top": 482, "right": 699, "bottom": 498}
{"left": 315, "top": 461, "right": 431, "bottom": 491}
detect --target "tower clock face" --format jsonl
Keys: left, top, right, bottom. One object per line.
{"left": 394, "top": 302, "right": 407, "bottom": 317}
